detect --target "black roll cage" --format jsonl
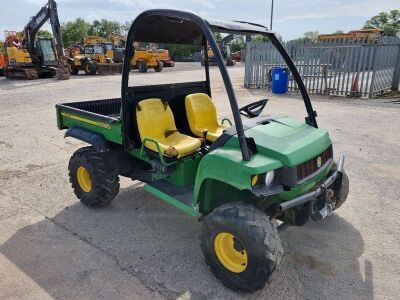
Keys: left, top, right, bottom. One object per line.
{"left": 121, "top": 9, "right": 318, "bottom": 161}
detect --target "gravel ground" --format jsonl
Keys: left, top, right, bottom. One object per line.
{"left": 0, "top": 62, "right": 399, "bottom": 299}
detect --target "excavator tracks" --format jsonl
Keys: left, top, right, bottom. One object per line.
{"left": 4, "top": 68, "right": 39, "bottom": 80}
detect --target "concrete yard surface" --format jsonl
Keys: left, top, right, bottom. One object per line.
{"left": 0, "top": 63, "right": 399, "bottom": 299}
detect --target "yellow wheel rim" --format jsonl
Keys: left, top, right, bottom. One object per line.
{"left": 77, "top": 166, "right": 92, "bottom": 193}
{"left": 214, "top": 232, "right": 248, "bottom": 273}
{"left": 85, "top": 64, "right": 91, "bottom": 73}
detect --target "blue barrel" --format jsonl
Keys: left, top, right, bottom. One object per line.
{"left": 271, "top": 67, "right": 289, "bottom": 94}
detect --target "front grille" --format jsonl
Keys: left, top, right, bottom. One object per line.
{"left": 297, "top": 145, "right": 333, "bottom": 181}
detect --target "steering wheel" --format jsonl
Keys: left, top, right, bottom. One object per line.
{"left": 239, "top": 99, "right": 269, "bottom": 118}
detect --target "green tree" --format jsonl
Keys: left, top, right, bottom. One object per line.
{"left": 0, "top": 41, "right": 4, "bottom": 53}
{"left": 364, "top": 9, "right": 400, "bottom": 36}
{"left": 120, "top": 21, "right": 133, "bottom": 35}
{"left": 333, "top": 30, "right": 345, "bottom": 34}
{"left": 37, "top": 29, "right": 52, "bottom": 38}
{"left": 164, "top": 44, "right": 201, "bottom": 59}
{"left": 252, "top": 35, "right": 268, "bottom": 43}
{"left": 90, "top": 19, "right": 121, "bottom": 37}
{"left": 289, "top": 31, "right": 319, "bottom": 43}
{"left": 61, "top": 18, "right": 91, "bottom": 45}
{"left": 231, "top": 38, "right": 245, "bottom": 52}
{"left": 303, "top": 31, "right": 319, "bottom": 42}
{"left": 212, "top": 32, "right": 222, "bottom": 42}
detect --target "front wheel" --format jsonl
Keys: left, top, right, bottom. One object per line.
{"left": 83, "top": 61, "right": 97, "bottom": 75}
{"left": 138, "top": 60, "right": 148, "bottom": 73}
{"left": 68, "top": 63, "right": 79, "bottom": 75}
{"left": 154, "top": 61, "right": 163, "bottom": 72}
{"left": 68, "top": 147, "right": 119, "bottom": 207}
{"left": 200, "top": 203, "right": 283, "bottom": 292}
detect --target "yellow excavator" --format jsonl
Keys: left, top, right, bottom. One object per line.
{"left": 148, "top": 47, "right": 175, "bottom": 67}
{"left": 3, "top": 0, "right": 69, "bottom": 80}
{"left": 67, "top": 36, "right": 123, "bottom": 75}
{"left": 109, "top": 34, "right": 164, "bottom": 72}
{"left": 131, "top": 44, "right": 163, "bottom": 73}
{"left": 84, "top": 36, "right": 115, "bottom": 59}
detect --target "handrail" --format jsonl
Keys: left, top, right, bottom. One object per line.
{"left": 139, "top": 137, "right": 177, "bottom": 166}
{"left": 221, "top": 118, "right": 233, "bottom": 126}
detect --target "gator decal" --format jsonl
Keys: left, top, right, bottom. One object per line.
{"left": 60, "top": 112, "right": 112, "bottom": 129}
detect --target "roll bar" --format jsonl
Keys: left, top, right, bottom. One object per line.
{"left": 121, "top": 9, "right": 318, "bottom": 161}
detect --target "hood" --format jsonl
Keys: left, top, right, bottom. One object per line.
{"left": 245, "top": 117, "right": 332, "bottom": 167}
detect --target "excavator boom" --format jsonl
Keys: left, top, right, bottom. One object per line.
{"left": 6, "top": 0, "right": 69, "bottom": 80}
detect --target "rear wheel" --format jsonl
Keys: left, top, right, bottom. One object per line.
{"left": 226, "top": 58, "right": 234, "bottom": 66}
{"left": 68, "top": 147, "right": 119, "bottom": 207}
{"left": 83, "top": 61, "right": 97, "bottom": 75}
{"left": 138, "top": 60, "right": 148, "bottom": 73}
{"left": 154, "top": 61, "right": 163, "bottom": 72}
{"left": 200, "top": 203, "right": 283, "bottom": 292}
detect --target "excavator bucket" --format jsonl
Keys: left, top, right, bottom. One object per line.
{"left": 56, "top": 65, "right": 70, "bottom": 80}
{"left": 97, "top": 63, "right": 123, "bottom": 75}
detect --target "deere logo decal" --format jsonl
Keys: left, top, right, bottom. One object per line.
{"left": 317, "top": 156, "right": 322, "bottom": 168}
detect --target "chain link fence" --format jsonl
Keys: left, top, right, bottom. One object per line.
{"left": 244, "top": 37, "right": 400, "bottom": 98}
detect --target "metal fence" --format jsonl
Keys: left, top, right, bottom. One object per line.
{"left": 244, "top": 37, "right": 400, "bottom": 98}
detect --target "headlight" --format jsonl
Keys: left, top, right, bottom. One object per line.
{"left": 264, "top": 170, "right": 275, "bottom": 187}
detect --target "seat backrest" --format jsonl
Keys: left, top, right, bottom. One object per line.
{"left": 185, "top": 93, "right": 218, "bottom": 133}
{"left": 136, "top": 98, "right": 176, "bottom": 141}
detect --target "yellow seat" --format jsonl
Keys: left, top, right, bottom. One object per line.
{"left": 136, "top": 98, "right": 201, "bottom": 158}
{"left": 185, "top": 93, "right": 229, "bottom": 142}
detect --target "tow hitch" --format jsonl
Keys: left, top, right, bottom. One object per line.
{"left": 311, "top": 189, "right": 336, "bottom": 221}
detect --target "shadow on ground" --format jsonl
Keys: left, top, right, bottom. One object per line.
{"left": 282, "top": 213, "right": 373, "bottom": 299}
{"left": 0, "top": 183, "right": 371, "bottom": 299}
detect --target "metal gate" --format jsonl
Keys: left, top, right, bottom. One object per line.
{"left": 244, "top": 37, "right": 400, "bottom": 98}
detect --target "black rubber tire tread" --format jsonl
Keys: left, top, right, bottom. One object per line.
{"left": 154, "top": 61, "right": 163, "bottom": 72}
{"left": 69, "top": 64, "right": 79, "bottom": 75}
{"left": 226, "top": 58, "right": 234, "bottom": 66}
{"left": 68, "top": 146, "right": 119, "bottom": 207}
{"left": 138, "top": 60, "right": 148, "bottom": 73}
{"left": 83, "top": 61, "right": 97, "bottom": 75}
{"left": 200, "top": 203, "right": 283, "bottom": 292}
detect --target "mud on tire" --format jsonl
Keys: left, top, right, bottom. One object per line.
{"left": 200, "top": 203, "right": 283, "bottom": 292}
{"left": 68, "top": 146, "right": 119, "bottom": 207}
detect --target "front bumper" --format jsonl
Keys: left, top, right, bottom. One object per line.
{"left": 277, "top": 153, "right": 345, "bottom": 213}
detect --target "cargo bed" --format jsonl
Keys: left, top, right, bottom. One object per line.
{"left": 56, "top": 98, "right": 123, "bottom": 144}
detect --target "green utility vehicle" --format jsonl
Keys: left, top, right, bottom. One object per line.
{"left": 56, "top": 10, "right": 349, "bottom": 292}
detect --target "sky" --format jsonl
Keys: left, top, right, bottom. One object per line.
{"left": 0, "top": 0, "right": 399, "bottom": 41}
